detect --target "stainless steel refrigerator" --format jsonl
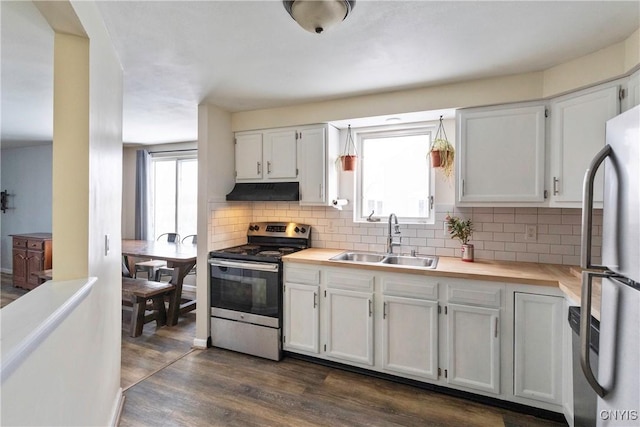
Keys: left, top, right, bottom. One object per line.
{"left": 581, "top": 104, "right": 640, "bottom": 426}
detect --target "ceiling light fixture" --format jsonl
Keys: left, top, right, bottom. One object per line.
{"left": 283, "top": 0, "right": 356, "bottom": 34}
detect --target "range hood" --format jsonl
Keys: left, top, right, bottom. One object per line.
{"left": 226, "top": 182, "right": 300, "bottom": 201}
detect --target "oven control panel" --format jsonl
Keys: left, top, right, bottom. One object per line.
{"left": 247, "top": 222, "right": 311, "bottom": 238}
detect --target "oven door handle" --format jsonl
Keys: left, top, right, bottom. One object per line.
{"left": 209, "top": 259, "right": 279, "bottom": 272}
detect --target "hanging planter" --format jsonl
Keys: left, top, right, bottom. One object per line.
{"left": 339, "top": 124, "right": 357, "bottom": 172}
{"left": 429, "top": 116, "right": 455, "bottom": 178}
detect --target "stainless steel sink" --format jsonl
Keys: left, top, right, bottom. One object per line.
{"left": 382, "top": 255, "right": 438, "bottom": 268}
{"left": 330, "top": 251, "right": 438, "bottom": 269}
{"left": 330, "top": 252, "right": 387, "bottom": 263}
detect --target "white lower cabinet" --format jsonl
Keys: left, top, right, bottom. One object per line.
{"left": 513, "top": 292, "right": 563, "bottom": 405}
{"left": 446, "top": 303, "right": 501, "bottom": 394}
{"left": 382, "top": 295, "right": 439, "bottom": 380}
{"left": 283, "top": 265, "right": 321, "bottom": 354}
{"left": 283, "top": 263, "right": 567, "bottom": 416}
{"left": 283, "top": 282, "right": 320, "bottom": 353}
{"left": 325, "top": 288, "right": 374, "bottom": 366}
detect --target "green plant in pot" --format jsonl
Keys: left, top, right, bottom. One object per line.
{"left": 446, "top": 214, "right": 474, "bottom": 262}
{"left": 428, "top": 116, "right": 455, "bottom": 178}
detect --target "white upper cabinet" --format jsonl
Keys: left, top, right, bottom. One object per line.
{"left": 234, "top": 129, "right": 297, "bottom": 181}
{"left": 263, "top": 129, "right": 298, "bottom": 179}
{"left": 297, "top": 124, "right": 339, "bottom": 206}
{"left": 622, "top": 69, "right": 640, "bottom": 112}
{"left": 234, "top": 132, "right": 263, "bottom": 180}
{"left": 456, "top": 103, "right": 546, "bottom": 206}
{"left": 549, "top": 83, "right": 620, "bottom": 206}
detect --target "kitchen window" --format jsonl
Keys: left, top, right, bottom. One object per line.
{"left": 150, "top": 152, "right": 197, "bottom": 239}
{"left": 355, "top": 126, "right": 434, "bottom": 223}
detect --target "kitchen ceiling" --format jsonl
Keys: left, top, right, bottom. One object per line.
{"left": 1, "top": 1, "right": 639, "bottom": 146}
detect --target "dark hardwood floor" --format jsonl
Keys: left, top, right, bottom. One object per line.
{"left": 1, "top": 274, "right": 565, "bottom": 426}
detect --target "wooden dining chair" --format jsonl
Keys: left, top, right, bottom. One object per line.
{"left": 134, "top": 233, "right": 181, "bottom": 279}
{"left": 156, "top": 234, "right": 198, "bottom": 281}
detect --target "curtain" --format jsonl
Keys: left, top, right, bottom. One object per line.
{"left": 134, "top": 149, "right": 151, "bottom": 240}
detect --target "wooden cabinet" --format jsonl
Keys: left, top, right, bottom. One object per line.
{"left": 297, "top": 124, "right": 339, "bottom": 206}
{"left": 234, "top": 129, "right": 297, "bottom": 181}
{"left": 549, "top": 83, "right": 620, "bottom": 206}
{"left": 12, "top": 233, "right": 52, "bottom": 290}
{"left": 456, "top": 103, "right": 546, "bottom": 205}
{"left": 513, "top": 292, "right": 563, "bottom": 405}
{"left": 284, "top": 266, "right": 321, "bottom": 354}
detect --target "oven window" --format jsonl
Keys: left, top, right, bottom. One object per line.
{"left": 210, "top": 265, "right": 280, "bottom": 318}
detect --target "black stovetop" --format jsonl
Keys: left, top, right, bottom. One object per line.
{"left": 209, "top": 222, "right": 311, "bottom": 263}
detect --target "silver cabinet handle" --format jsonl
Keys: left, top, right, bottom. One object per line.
{"left": 368, "top": 299, "right": 372, "bottom": 317}
{"left": 494, "top": 317, "right": 498, "bottom": 338}
{"left": 383, "top": 302, "right": 387, "bottom": 319}
{"left": 267, "top": 161, "right": 271, "bottom": 174}
{"left": 580, "top": 271, "right": 607, "bottom": 397}
{"left": 580, "top": 144, "right": 611, "bottom": 270}
{"left": 553, "top": 177, "right": 560, "bottom": 196}
{"left": 257, "top": 162, "right": 261, "bottom": 175}
{"left": 313, "top": 292, "right": 317, "bottom": 308}
{"left": 319, "top": 184, "right": 322, "bottom": 198}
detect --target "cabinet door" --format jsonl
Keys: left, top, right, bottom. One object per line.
{"left": 298, "top": 126, "right": 327, "bottom": 205}
{"left": 457, "top": 104, "right": 546, "bottom": 204}
{"left": 514, "top": 293, "right": 563, "bottom": 405}
{"left": 623, "top": 69, "right": 640, "bottom": 112}
{"left": 550, "top": 85, "right": 619, "bottom": 205}
{"left": 325, "top": 289, "right": 374, "bottom": 366}
{"left": 283, "top": 283, "right": 320, "bottom": 354}
{"left": 235, "top": 133, "right": 263, "bottom": 180}
{"left": 382, "top": 296, "right": 438, "bottom": 380}
{"left": 27, "top": 250, "right": 43, "bottom": 287}
{"left": 446, "top": 303, "right": 500, "bottom": 394}
{"left": 12, "top": 248, "right": 28, "bottom": 287}
{"left": 263, "top": 129, "right": 297, "bottom": 179}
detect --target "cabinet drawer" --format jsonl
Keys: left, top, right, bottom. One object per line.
{"left": 285, "top": 266, "right": 320, "bottom": 285}
{"left": 381, "top": 275, "right": 438, "bottom": 300}
{"left": 446, "top": 282, "right": 502, "bottom": 308}
{"left": 13, "top": 238, "right": 28, "bottom": 248}
{"left": 326, "top": 270, "right": 374, "bottom": 292}
{"left": 28, "top": 240, "right": 45, "bottom": 250}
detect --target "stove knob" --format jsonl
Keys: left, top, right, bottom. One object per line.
{"left": 300, "top": 227, "right": 307, "bottom": 233}
{"left": 254, "top": 225, "right": 260, "bottom": 231}
{"left": 294, "top": 227, "right": 300, "bottom": 233}
{"left": 249, "top": 225, "right": 255, "bottom": 231}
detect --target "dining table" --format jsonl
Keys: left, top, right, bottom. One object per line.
{"left": 122, "top": 239, "right": 197, "bottom": 326}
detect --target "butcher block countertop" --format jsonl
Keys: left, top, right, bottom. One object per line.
{"left": 284, "top": 248, "right": 599, "bottom": 317}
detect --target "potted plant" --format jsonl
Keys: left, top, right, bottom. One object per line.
{"left": 445, "top": 213, "right": 474, "bottom": 262}
{"left": 339, "top": 124, "right": 357, "bottom": 171}
{"left": 429, "top": 116, "right": 455, "bottom": 178}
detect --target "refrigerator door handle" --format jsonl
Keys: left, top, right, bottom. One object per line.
{"left": 580, "top": 270, "right": 607, "bottom": 398}
{"left": 581, "top": 144, "right": 612, "bottom": 270}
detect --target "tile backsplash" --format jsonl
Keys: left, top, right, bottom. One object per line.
{"left": 209, "top": 201, "right": 601, "bottom": 266}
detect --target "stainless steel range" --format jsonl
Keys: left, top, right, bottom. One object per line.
{"left": 208, "top": 222, "right": 311, "bottom": 361}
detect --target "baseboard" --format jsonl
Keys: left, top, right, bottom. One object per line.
{"left": 109, "top": 388, "right": 124, "bottom": 427}
{"left": 1, "top": 268, "right": 12, "bottom": 275}
{"left": 193, "top": 337, "right": 208, "bottom": 349}
{"left": 183, "top": 284, "right": 196, "bottom": 293}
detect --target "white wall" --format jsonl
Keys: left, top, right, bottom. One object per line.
{"left": 1, "top": 1, "right": 124, "bottom": 425}
{"left": 0, "top": 144, "right": 53, "bottom": 273}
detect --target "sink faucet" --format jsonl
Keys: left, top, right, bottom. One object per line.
{"left": 387, "top": 213, "right": 402, "bottom": 254}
